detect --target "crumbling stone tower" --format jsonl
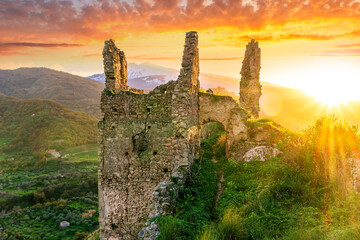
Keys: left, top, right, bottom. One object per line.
{"left": 103, "top": 39, "right": 128, "bottom": 91}
{"left": 98, "top": 32, "right": 200, "bottom": 239}
{"left": 240, "top": 39, "right": 261, "bottom": 118}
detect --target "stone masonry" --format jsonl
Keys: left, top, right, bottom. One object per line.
{"left": 103, "top": 39, "right": 128, "bottom": 91}
{"left": 199, "top": 93, "right": 248, "bottom": 160}
{"left": 98, "top": 33, "right": 261, "bottom": 239}
{"left": 98, "top": 31, "right": 200, "bottom": 240}
{"left": 240, "top": 39, "right": 261, "bottom": 118}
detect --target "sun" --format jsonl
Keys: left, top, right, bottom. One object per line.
{"left": 314, "top": 93, "right": 346, "bottom": 107}
{"left": 289, "top": 58, "right": 360, "bottom": 107}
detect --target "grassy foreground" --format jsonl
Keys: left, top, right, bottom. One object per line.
{"left": 158, "top": 117, "right": 360, "bottom": 239}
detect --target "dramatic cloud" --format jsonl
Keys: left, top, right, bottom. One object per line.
{"left": 0, "top": 42, "right": 84, "bottom": 55}
{"left": 316, "top": 49, "right": 360, "bottom": 57}
{"left": 1, "top": 0, "right": 359, "bottom": 44}
{"left": 200, "top": 57, "right": 243, "bottom": 61}
{"left": 0, "top": 43, "right": 83, "bottom": 48}
{"left": 83, "top": 54, "right": 242, "bottom": 61}
{"left": 336, "top": 43, "right": 360, "bottom": 48}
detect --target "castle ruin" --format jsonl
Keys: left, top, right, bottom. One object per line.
{"left": 240, "top": 39, "right": 261, "bottom": 118}
{"left": 98, "top": 32, "right": 262, "bottom": 239}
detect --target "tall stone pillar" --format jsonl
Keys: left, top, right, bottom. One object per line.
{"left": 98, "top": 32, "right": 200, "bottom": 240}
{"left": 103, "top": 39, "right": 128, "bottom": 91}
{"left": 172, "top": 31, "right": 200, "bottom": 136}
{"left": 239, "top": 39, "right": 261, "bottom": 118}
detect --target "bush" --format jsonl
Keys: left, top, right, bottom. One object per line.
{"left": 217, "top": 208, "right": 243, "bottom": 240}
{"left": 73, "top": 232, "right": 88, "bottom": 240}
{"left": 197, "top": 225, "right": 218, "bottom": 240}
{"left": 158, "top": 216, "right": 185, "bottom": 240}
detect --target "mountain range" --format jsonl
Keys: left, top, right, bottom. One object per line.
{"left": 1, "top": 64, "right": 360, "bottom": 130}
{"left": 0, "top": 94, "right": 98, "bottom": 156}
{"left": 88, "top": 62, "right": 239, "bottom": 92}
{"left": 0, "top": 67, "right": 103, "bottom": 118}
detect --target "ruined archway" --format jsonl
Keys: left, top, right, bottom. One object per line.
{"left": 98, "top": 31, "right": 260, "bottom": 239}
{"left": 200, "top": 121, "right": 225, "bottom": 141}
{"left": 199, "top": 92, "right": 248, "bottom": 159}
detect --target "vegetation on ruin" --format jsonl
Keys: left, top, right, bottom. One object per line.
{"left": 158, "top": 116, "right": 360, "bottom": 239}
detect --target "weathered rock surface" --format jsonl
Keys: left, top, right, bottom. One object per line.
{"left": 103, "top": 39, "right": 128, "bottom": 91}
{"left": 138, "top": 222, "right": 160, "bottom": 240}
{"left": 59, "top": 221, "right": 70, "bottom": 229}
{"left": 240, "top": 39, "right": 261, "bottom": 118}
{"left": 98, "top": 32, "right": 200, "bottom": 240}
{"left": 48, "top": 149, "right": 61, "bottom": 158}
{"left": 199, "top": 92, "right": 248, "bottom": 159}
{"left": 98, "top": 32, "right": 267, "bottom": 240}
{"left": 243, "top": 146, "right": 282, "bottom": 162}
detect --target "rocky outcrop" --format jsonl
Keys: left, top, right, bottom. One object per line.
{"left": 103, "top": 39, "right": 128, "bottom": 91}
{"left": 243, "top": 146, "right": 282, "bottom": 162}
{"left": 240, "top": 39, "right": 261, "bottom": 118}
{"left": 228, "top": 119, "right": 285, "bottom": 161}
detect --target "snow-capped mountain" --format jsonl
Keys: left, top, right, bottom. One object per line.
{"left": 87, "top": 73, "right": 105, "bottom": 83}
{"left": 127, "top": 62, "right": 179, "bottom": 80}
{"left": 88, "top": 62, "right": 179, "bottom": 86}
{"left": 88, "top": 62, "right": 241, "bottom": 92}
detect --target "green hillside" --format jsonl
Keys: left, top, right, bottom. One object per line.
{"left": 0, "top": 95, "right": 99, "bottom": 240}
{"left": 0, "top": 94, "right": 98, "bottom": 158}
{"left": 0, "top": 68, "right": 103, "bottom": 118}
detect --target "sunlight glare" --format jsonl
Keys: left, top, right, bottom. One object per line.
{"left": 264, "top": 57, "right": 360, "bottom": 106}
{"left": 299, "top": 58, "right": 359, "bottom": 107}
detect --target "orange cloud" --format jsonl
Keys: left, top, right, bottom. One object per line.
{"left": 0, "top": 0, "right": 359, "bottom": 45}
{"left": 281, "top": 34, "right": 341, "bottom": 40}
{"left": 0, "top": 42, "right": 83, "bottom": 55}
{"left": 200, "top": 57, "right": 243, "bottom": 61}
{"left": 315, "top": 49, "right": 360, "bottom": 57}
{"left": 82, "top": 54, "right": 242, "bottom": 61}
{"left": 336, "top": 43, "right": 360, "bottom": 48}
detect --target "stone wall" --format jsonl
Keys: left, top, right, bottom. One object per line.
{"left": 239, "top": 39, "right": 261, "bottom": 118}
{"left": 199, "top": 92, "right": 248, "bottom": 160}
{"left": 98, "top": 33, "right": 265, "bottom": 239}
{"left": 98, "top": 31, "right": 200, "bottom": 240}
{"left": 103, "top": 39, "right": 128, "bottom": 91}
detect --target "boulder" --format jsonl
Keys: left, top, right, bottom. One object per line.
{"left": 59, "top": 221, "right": 70, "bottom": 229}
{"left": 243, "top": 146, "right": 281, "bottom": 162}
{"left": 48, "top": 149, "right": 61, "bottom": 158}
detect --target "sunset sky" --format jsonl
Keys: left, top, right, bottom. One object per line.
{"left": 1, "top": 0, "right": 360, "bottom": 104}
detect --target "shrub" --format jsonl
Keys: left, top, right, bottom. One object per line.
{"left": 73, "top": 232, "right": 89, "bottom": 240}
{"left": 158, "top": 216, "right": 185, "bottom": 240}
{"left": 217, "top": 208, "right": 243, "bottom": 240}
{"left": 197, "top": 225, "right": 218, "bottom": 240}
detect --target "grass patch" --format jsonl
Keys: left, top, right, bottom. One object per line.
{"left": 157, "top": 126, "right": 225, "bottom": 239}
{"left": 0, "top": 144, "right": 99, "bottom": 239}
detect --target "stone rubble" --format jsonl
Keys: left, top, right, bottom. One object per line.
{"left": 243, "top": 146, "right": 282, "bottom": 162}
